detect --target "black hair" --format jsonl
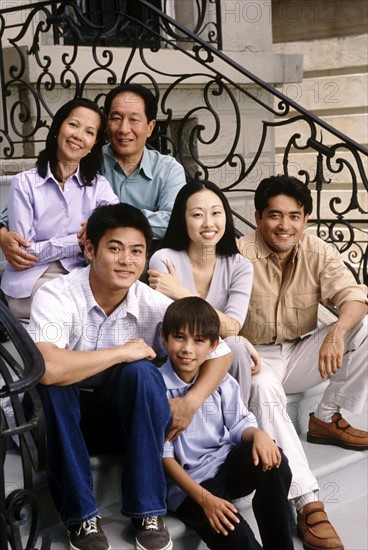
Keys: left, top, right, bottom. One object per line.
{"left": 159, "top": 179, "right": 239, "bottom": 256}
{"left": 86, "top": 203, "right": 153, "bottom": 252}
{"left": 255, "top": 175, "right": 313, "bottom": 216}
{"left": 162, "top": 297, "right": 220, "bottom": 346}
{"left": 104, "top": 83, "right": 158, "bottom": 123}
{"left": 36, "top": 98, "right": 106, "bottom": 186}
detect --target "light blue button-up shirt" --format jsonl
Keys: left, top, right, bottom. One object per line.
{"left": 1, "top": 165, "right": 118, "bottom": 298}
{"left": 161, "top": 360, "right": 257, "bottom": 511}
{"left": 101, "top": 145, "right": 186, "bottom": 239}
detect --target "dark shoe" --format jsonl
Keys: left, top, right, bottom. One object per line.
{"left": 67, "top": 516, "right": 111, "bottom": 550}
{"left": 307, "top": 412, "right": 368, "bottom": 451}
{"left": 297, "top": 501, "right": 344, "bottom": 550}
{"left": 133, "top": 516, "right": 172, "bottom": 550}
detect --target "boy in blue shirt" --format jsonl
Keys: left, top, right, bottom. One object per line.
{"left": 160, "top": 297, "right": 294, "bottom": 550}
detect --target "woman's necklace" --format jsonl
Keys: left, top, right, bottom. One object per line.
{"left": 189, "top": 258, "right": 215, "bottom": 298}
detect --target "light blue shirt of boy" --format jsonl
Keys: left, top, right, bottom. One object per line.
{"left": 101, "top": 145, "right": 186, "bottom": 239}
{"left": 160, "top": 359, "right": 258, "bottom": 511}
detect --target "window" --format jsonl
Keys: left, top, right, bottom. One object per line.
{"left": 63, "top": 0, "right": 162, "bottom": 47}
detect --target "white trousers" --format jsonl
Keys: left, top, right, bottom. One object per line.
{"left": 226, "top": 335, "right": 252, "bottom": 404}
{"left": 249, "top": 316, "right": 368, "bottom": 499}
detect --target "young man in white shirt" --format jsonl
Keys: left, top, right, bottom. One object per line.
{"left": 28, "top": 203, "right": 231, "bottom": 550}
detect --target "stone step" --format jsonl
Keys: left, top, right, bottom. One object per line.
{"left": 4, "top": 401, "right": 366, "bottom": 549}
{"left": 33, "top": 432, "right": 368, "bottom": 549}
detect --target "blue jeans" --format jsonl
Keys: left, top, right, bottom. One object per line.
{"left": 37, "top": 360, "right": 172, "bottom": 527}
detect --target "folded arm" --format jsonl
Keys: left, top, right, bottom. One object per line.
{"left": 0, "top": 226, "right": 37, "bottom": 270}
{"left": 37, "top": 339, "right": 156, "bottom": 386}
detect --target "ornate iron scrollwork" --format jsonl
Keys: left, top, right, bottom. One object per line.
{"left": 0, "top": 0, "right": 366, "bottom": 285}
{"left": 0, "top": 303, "right": 47, "bottom": 549}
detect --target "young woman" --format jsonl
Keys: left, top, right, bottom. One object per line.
{"left": 148, "top": 179, "right": 259, "bottom": 403}
{"left": 1, "top": 98, "right": 118, "bottom": 320}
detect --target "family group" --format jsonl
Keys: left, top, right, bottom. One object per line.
{"left": 0, "top": 83, "right": 366, "bottom": 550}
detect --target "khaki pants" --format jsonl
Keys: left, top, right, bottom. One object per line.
{"left": 6, "top": 261, "right": 68, "bottom": 322}
{"left": 249, "top": 316, "right": 368, "bottom": 499}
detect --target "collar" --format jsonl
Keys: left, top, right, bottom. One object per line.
{"left": 160, "top": 358, "right": 199, "bottom": 391}
{"left": 35, "top": 164, "right": 83, "bottom": 188}
{"left": 81, "top": 266, "right": 102, "bottom": 313}
{"left": 255, "top": 229, "right": 301, "bottom": 262}
{"left": 105, "top": 144, "right": 153, "bottom": 180}
{"left": 81, "top": 265, "right": 140, "bottom": 320}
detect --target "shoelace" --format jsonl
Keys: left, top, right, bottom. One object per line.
{"left": 143, "top": 517, "right": 159, "bottom": 531}
{"left": 77, "top": 516, "right": 100, "bottom": 536}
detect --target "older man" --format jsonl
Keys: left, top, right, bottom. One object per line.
{"left": 0, "top": 84, "right": 185, "bottom": 268}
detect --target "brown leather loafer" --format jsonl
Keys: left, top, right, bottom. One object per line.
{"left": 297, "top": 501, "right": 344, "bottom": 550}
{"left": 307, "top": 412, "right": 368, "bottom": 451}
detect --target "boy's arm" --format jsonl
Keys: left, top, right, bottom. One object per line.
{"left": 163, "top": 457, "right": 239, "bottom": 536}
{"left": 167, "top": 350, "right": 232, "bottom": 441}
{"left": 242, "top": 427, "right": 282, "bottom": 472}
{"left": 37, "top": 339, "right": 156, "bottom": 386}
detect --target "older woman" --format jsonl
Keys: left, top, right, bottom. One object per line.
{"left": 148, "top": 179, "right": 259, "bottom": 403}
{"left": 1, "top": 98, "right": 118, "bottom": 320}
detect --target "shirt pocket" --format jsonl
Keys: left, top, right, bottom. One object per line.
{"left": 283, "top": 292, "right": 320, "bottom": 337}
{"left": 242, "top": 294, "right": 272, "bottom": 342}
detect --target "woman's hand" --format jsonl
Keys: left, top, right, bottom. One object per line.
{"left": 244, "top": 338, "right": 261, "bottom": 374}
{"left": 148, "top": 260, "right": 191, "bottom": 300}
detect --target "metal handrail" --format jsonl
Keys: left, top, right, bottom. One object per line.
{"left": 0, "top": 303, "right": 46, "bottom": 550}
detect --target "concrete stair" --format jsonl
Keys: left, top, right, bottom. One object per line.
{"left": 4, "top": 384, "right": 367, "bottom": 550}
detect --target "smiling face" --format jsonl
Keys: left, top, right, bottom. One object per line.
{"left": 255, "top": 194, "right": 309, "bottom": 256}
{"left": 164, "top": 326, "right": 217, "bottom": 383}
{"left": 56, "top": 106, "right": 100, "bottom": 165}
{"left": 107, "top": 91, "right": 156, "bottom": 169}
{"left": 185, "top": 188, "right": 226, "bottom": 251}
{"left": 85, "top": 227, "right": 147, "bottom": 306}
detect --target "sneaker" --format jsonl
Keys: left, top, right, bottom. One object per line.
{"left": 133, "top": 516, "right": 173, "bottom": 550}
{"left": 67, "top": 515, "right": 111, "bottom": 550}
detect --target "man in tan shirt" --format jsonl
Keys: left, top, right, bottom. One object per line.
{"left": 238, "top": 175, "right": 368, "bottom": 550}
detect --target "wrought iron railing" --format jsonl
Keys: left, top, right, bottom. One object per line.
{"left": 0, "top": 1, "right": 366, "bottom": 547}
{"left": 0, "top": 0, "right": 366, "bottom": 286}
{"left": 0, "top": 303, "right": 47, "bottom": 550}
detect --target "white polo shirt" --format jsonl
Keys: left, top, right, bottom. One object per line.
{"left": 28, "top": 266, "right": 231, "bottom": 363}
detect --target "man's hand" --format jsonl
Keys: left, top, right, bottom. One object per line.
{"left": 318, "top": 325, "right": 345, "bottom": 380}
{"left": 252, "top": 430, "right": 282, "bottom": 472}
{"left": 200, "top": 492, "right": 240, "bottom": 536}
{"left": 166, "top": 394, "right": 197, "bottom": 441}
{"left": 0, "top": 228, "right": 37, "bottom": 270}
{"left": 122, "top": 339, "right": 157, "bottom": 363}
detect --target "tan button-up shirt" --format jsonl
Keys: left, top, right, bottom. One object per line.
{"left": 238, "top": 231, "right": 368, "bottom": 345}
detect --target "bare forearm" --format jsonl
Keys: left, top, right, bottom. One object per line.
{"left": 38, "top": 343, "right": 127, "bottom": 386}
{"left": 334, "top": 301, "right": 367, "bottom": 336}
{"left": 188, "top": 353, "right": 232, "bottom": 411}
{"left": 216, "top": 311, "right": 241, "bottom": 338}
{"left": 163, "top": 458, "right": 208, "bottom": 506}
{"left": 37, "top": 339, "right": 156, "bottom": 386}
